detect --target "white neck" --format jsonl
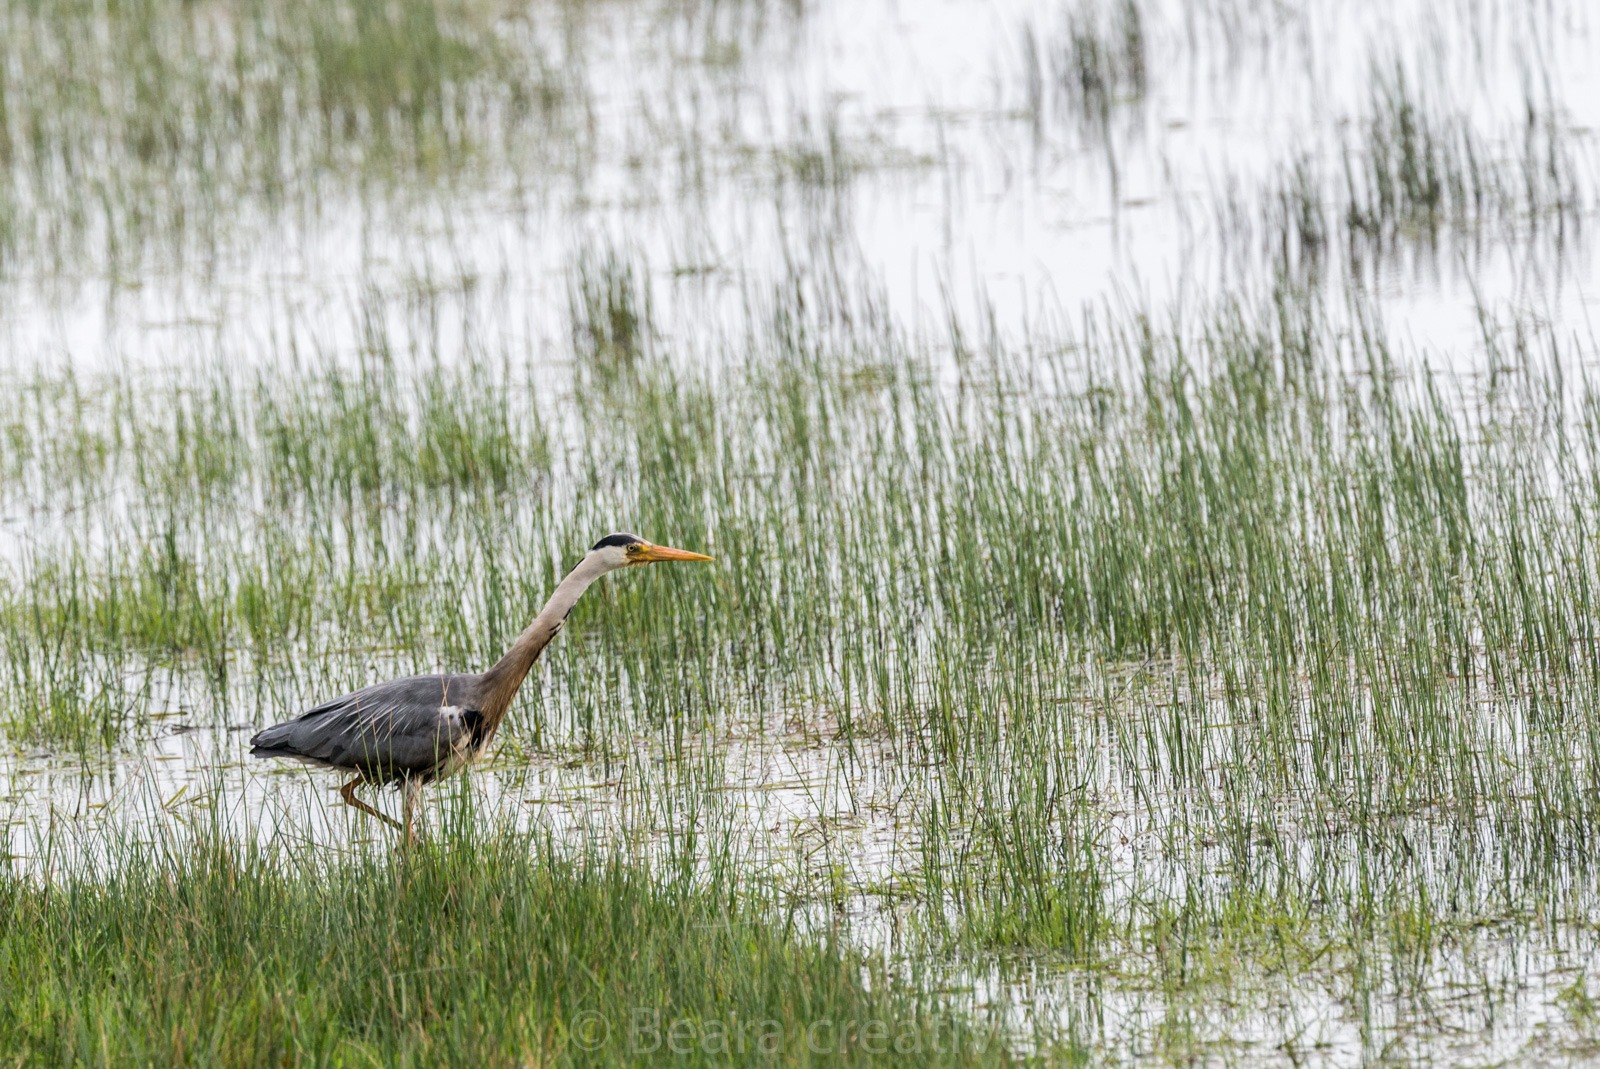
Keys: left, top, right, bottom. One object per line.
{"left": 480, "top": 551, "right": 621, "bottom": 722}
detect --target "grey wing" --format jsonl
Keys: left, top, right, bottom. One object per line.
{"left": 249, "top": 674, "right": 482, "bottom": 780}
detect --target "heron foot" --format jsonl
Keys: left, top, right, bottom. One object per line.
{"left": 338, "top": 777, "right": 402, "bottom": 831}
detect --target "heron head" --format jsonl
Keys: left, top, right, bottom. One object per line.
{"left": 589, "top": 532, "right": 714, "bottom": 570}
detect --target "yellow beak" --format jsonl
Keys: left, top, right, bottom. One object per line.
{"left": 636, "top": 541, "right": 714, "bottom": 563}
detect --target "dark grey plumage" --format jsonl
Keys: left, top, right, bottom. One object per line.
{"left": 249, "top": 673, "right": 488, "bottom": 785}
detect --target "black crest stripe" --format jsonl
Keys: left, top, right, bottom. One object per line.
{"left": 591, "top": 532, "right": 644, "bottom": 550}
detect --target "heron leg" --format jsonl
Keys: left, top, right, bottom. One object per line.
{"left": 338, "top": 777, "right": 401, "bottom": 830}
{"left": 401, "top": 778, "right": 423, "bottom": 847}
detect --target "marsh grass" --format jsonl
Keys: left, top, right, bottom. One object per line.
{"left": 0, "top": 0, "right": 568, "bottom": 276}
{"left": 1253, "top": 66, "right": 1588, "bottom": 278}
{"left": 1021, "top": 0, "right": 1146, "bottom": 148}
{"left": 8, "top": 276, "right": 1600, "bottom": 1011}
{"left": 0, "top": 812, "right": 1007, "bottom": 1066}
{"left": 1059, "top": 0, "right": 1146, "bottom": 128}
{"left": 1342, "top": 66, "right": 1582, "bottom": 246}
{"left": 4, "top": 0, "right": 1600, "bottom": 1061}
{"left": 571, "top": 248, "right": 653, "bottom": 370}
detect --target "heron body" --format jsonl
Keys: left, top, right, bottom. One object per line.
{"left": 247, "top": 673, "right": 490, "bottom": 785}
{"left": 248, "top": 533, "right": 712, "bottom": 840}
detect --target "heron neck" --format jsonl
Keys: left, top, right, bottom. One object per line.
{"left": 480, "top": 554, "right": 612, "bottom": 725}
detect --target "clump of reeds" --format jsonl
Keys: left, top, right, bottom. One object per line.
{"left": 1341, "top": 65, "right": 1581, "bottom": 249}
{"left": 0, "top": 812, "right": 1004, "bottom": 1065}
{"left": 0, "top": 0, "right": 567, "bottom": 277}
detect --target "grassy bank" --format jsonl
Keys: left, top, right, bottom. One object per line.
{"left": 0, "top": 818, "right": 1011, "bottom": 1066}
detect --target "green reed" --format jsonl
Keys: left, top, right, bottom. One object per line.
{"left": 0, "top": 0, "right": 567, "bottom": 276}
{"left": 0, "top": 808, "right": 1008, "bottom": 1066}
{"left": 6, "top": 276, "right": 1600, "bottom": 987}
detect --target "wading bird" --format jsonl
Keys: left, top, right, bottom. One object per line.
{"left": 249, "top": 533, "right": 712, "bottom": 843}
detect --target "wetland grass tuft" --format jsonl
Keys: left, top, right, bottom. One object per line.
{"left": 0, "top": 0, "right": 566, "bottom": 275}
{"left": 1340, "top": 66, "right": 1578, "bottom": 260}
{"left": 1234, "top": 62, "right": 1588, "bottom": 278}
{"left": 571, "top": 248, "right": 654, "bottom": 371}
{"left": 1060, "top": 0, "right": 1146, "bottom": 123}
{"left": 1021, "top": 0, "right": 1147, "bottom": 142}
{"left": 0, "top": 815, "right": 1006, "bottom": 1066}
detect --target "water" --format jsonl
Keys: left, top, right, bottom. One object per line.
{"left": 4, "top": 0, "right": 1594, "bottom": 373}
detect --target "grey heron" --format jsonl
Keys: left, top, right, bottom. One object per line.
{"left": 249, "top": 532, "right": 712, "bottom": 842}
